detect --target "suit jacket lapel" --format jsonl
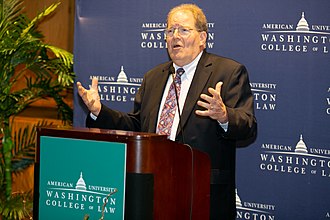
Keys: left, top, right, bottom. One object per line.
{"left": 177, "top": 52, "right": 213, "bottom": 135}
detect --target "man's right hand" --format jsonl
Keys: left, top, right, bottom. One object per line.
{"left": 77, "top": 77, "right": 102, "bottom": 116}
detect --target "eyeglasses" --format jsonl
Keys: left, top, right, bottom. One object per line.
{"left": 164, "top": 27, "right": 198, "bottom": 37}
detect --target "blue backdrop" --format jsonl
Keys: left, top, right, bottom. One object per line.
{"left": 73, "top": 0, "right": 330, "bottom": 219}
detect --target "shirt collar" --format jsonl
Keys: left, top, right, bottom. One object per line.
{"left": 173, "top": 51, "right": 203, "bottom": 81}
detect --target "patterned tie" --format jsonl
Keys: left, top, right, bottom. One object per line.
{"left": 156, "top": 68, "right": 185, "bottom": 137}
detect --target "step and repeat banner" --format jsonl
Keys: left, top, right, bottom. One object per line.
{"left": 73, "top": 0, "right": 330, "bottom": 219}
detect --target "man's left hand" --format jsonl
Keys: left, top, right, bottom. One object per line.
{"left": 195, "top": 81, "right": 228, "bottom": 123}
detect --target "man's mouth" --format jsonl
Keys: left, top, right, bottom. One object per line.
{"left": 173, "top": 44, "right": 182, "bottom": 49}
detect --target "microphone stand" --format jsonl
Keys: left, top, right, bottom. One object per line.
{"left": 99, "top": 188, "right": 118, "bottom": 220}
{"left": 171, "top": 69, "right": 194, "bottom": 220}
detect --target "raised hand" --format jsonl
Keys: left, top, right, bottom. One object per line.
{"left": 195, "top": 81, "right": 228, "bottom": 123}
{"left": 77, "top": 77, "right": 102, "bottom": 116}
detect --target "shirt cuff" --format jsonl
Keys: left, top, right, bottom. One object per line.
{"left": 90, "top": 112, "right": 97, "bottom": 120}
{"left": 218, "top": 121, "right": 228, "bottom": 132}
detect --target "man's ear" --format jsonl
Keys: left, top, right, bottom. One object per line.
{"left": 199, "top": 31, "right": 207, "bottom": 47}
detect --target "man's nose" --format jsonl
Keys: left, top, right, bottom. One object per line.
{"left": 173, "top": 28, "right": 180, "bottom": 37}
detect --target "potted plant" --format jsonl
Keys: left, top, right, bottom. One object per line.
{"left": 0, "top": 0, "right": 75, "bottom": 218}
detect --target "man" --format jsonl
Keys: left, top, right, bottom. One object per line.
{"left": 77, "top": 3, "right": 257, "bottom": 220}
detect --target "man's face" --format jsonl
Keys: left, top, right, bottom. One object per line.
{"left": 166, "top": 10, "right": 207, "bottom": 67}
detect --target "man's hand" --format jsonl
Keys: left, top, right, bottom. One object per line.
{"left": 195, "top": 81, "right": 228, "bottom": 123}
{"left": 77, "top": 77, "right": 102, "bottom": 116}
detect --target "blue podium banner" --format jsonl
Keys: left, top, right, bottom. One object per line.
{"left": 73, "top": 1, "right": 330, "bottom": 219}
{"left": 38, "top": 136, "right": 126, "bottom": 220}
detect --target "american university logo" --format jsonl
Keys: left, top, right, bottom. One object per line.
{"left": 236, "top": 189, "right": 276, "bottom": 220}
{"left": 260, "top": 12, "right": 330, "bottom": 54}
{"left": 89, "top": 66, "right": 142, "bottom": 103}
{"left": 260, "top": 134, "right": 330, "bottom": 177}
{"left": 45, "top": 172, "right": 118, "bottom": 214}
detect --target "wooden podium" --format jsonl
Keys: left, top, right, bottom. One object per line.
{"left": 34, "top": 127, "right": 210, "bottom": 220}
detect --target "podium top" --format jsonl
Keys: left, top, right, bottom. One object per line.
{"left": 37, "top": 126, "right": 169, "bottom": 142}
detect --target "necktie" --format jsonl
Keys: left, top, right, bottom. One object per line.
{"left": 156, "top": 68, "right": 185, "bottom": 137}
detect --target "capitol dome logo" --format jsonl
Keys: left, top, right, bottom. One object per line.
{"left": 296, "top": 12, "right": 309, "bottom": 32}
{"left": 116, "top": 66, "right": 129, "bottom": 83}
{"left": 75, "top": 172, "right": 87, "bottom": 190}
{"left": 294, "top": 134, "right": 308, "bottom": 154}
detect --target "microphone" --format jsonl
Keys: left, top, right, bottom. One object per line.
{"left": 169, "top": 66, "right": 185, "bottom": 144}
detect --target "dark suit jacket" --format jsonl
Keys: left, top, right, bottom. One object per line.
{"left": 86, "top": 51, "right": 257, "bottom": 219}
